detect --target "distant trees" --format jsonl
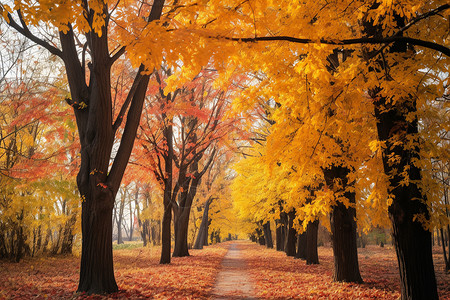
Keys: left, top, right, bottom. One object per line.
{"left": 0, "top": 32, "right": 79, "bottom": 261}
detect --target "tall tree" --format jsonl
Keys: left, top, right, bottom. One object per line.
{"left": 362, "top": 5, "right": 438, "bottom": 297}
{"left": 1, "top": 0, "right": 165, "bottom": 293}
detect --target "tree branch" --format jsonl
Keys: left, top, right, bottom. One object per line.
{"left": 112, "top": 65, "right": 146, "bottom": 134}
{"left": 198, "top": 148, "right": 217, "bottom": 178}
{"left": 226, "top": 35, "right": 450, "bottom": 57}
{"left": 109, "top": 46, "right": 126, "bottom": 66}
{"left": 6, "top": 12, "right": 63, "bottom": 58}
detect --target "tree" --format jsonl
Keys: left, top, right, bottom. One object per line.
{"left": 1, "top": 0, "right": 166, "bottom": 293}
{"left": 361, "top": 5, "right": 439, "bottom": 297}
{"left": 193, "top": 196, "right": 212, "bottom": 249}
{"left": 137, "top": 68, "right": 239, "bottom": 260}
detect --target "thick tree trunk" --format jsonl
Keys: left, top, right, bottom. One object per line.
{"left": 275, "top": 219, "right": 284, "bottom": 251}
{"left": 285, "top": 211, "right": 297, "bottom": 257}
{"left": 306, "top": 220, "right": 319, "bottom": 265}
{"left": 324, "top": 166, "right": 362, "bottom": 283}
{"left": 172, "top": 207, "right": 191, "bottom": 257}
{"left": 375, "top": 104, "right": 437, "bottom": 298}
{"left": 296, "top": 231, "right": 307, "bottom": 260}
{"left": 263, "top": 222, "right": 273, "bottom": 248}
{"left": 330, "top": 201, "right": 361, "bottom": 282}
{"left": 77, "top": 189, "right": 117, "bottom": 293}
{"left": 193, "top": 198, "right": 212, "bottom": 249}
{"left": 160, "top": 205, "right": 172, "bottom": 264}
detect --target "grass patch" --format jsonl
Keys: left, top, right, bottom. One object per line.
{"left": 113, "top": 241, "right": 144, "bottom": 250}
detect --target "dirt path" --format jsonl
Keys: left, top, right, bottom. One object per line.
{"left": 211, "top": 242, "right": 258, "bottom": 300}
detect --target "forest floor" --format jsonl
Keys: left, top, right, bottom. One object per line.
{"left": 0, "top": 240, "right": 448, "bottom": 299}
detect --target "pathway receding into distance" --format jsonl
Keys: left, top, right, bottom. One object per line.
{"left": 211, "top": 242, "right": 258, "bottom": 300}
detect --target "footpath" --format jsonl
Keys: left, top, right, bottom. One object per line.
{"left": 211, "top": 242, "right": 258, "bottom": 300}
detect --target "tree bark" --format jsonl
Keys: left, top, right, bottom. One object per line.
{"left": 296, "top": 230, "right": 307, "bottom": 260}
{"left": 193, "top": 197, "right": 212, "bottom": 249}
{"left": 128, "top": 193, "right": 135, "bottom": 241}
{"left": 160, "top": 122, "right": 173, "bottom": 264}
{"left": 275, "top": 219, "right": 284, "bottom": 251}
{"left": 324, "top": 165, "right": 362, "bottom": 283}
{"left": 263, "top": 222, "right": 273, "bottom": 248}
{"left": 173, "top": 206, "right": 191, "bottom": 257}
{"left": 15, "top": 223, "right": 24, "bottom": 263}
{"left": 115, "top": 190, "right": 126, "bottom": 245}
{"left": 61, "top": 210, "right": 77, "bottom": 254}
{"left": 440, "top": 228, "right": 450, "bottom": 272}
{"left": 285, "top": 211, "right": 297, "bottom": 257}
{"left": 306, "top": 220, "right": 319, "bottom": 264}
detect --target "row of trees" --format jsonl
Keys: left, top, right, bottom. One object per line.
{"left": 0, "top": 0, "right": 448, "bottom": 299}
{"left": 227, "top": 2, "right": 449, "bottom": 300}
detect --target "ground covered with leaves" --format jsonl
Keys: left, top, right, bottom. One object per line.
{"left": 0, "top": 241, "right": 448, "bottom": 299}
{"left": 240, "top": 242, "right": 450, "bottom": 300}
{"left": 0, "top": 243, "right": 228, "bottom": 299}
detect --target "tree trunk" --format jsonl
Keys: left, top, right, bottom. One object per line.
{"left": 116, "top": 193, "right": 125, "bottom": 245}
{"left": 160, "top": 205, "right": 172, "bottom": 264}
{"left": 194, "top": 197, "right": 212, "bottom": 249}
{"left": 160, "top": 110, "right": 173, "bottom": 263}
{"left": 172, "top": 206, "right": 191, "bottom": 257}
{"left": 296, "top": 230, "right": 307, "bottom": 260}
{"left": 324, "top": 165, "right": 362, "bottom": 283}
{"left": 61, "top": 213, "right": 77, "bottom": 254}
{"left": 440, "top": 228, "right": 450, "bottom": 272}
{"left": 36, "top": 225, "right": 42, "bottom": 254}
{"left": 42, "top": 228, "right": 51, "bottom": 253}
{"left": 128, "top": 191, "right": 136, "bottom": 241}
{"left": 141, "top": 220, "right": 148, "bottom": 247}
{"left": 263, "top": 222, "right": 273, "bottom": 248}
{"left": 15, "top": 224, "right": 24, "bottom": 263}
{"left": 306, "top": 220, "right": 319, "bottom": 264}
{"left": 285, "top": 211, "right": 297, "bottom": 257}
{"left": 152, "top": 220, "right": 161, "bottom": 246}
{"left": 275, "top": 219, "right": 284, "bottom": 251}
